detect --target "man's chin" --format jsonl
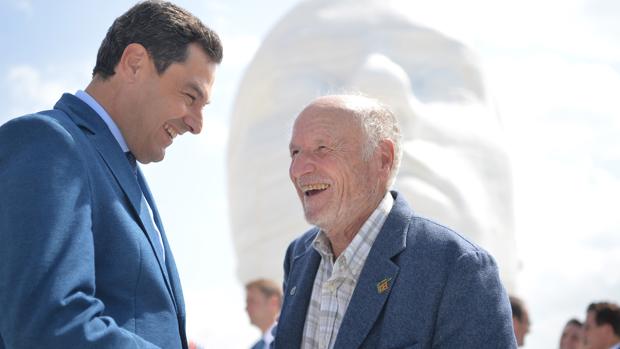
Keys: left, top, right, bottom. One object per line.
{"left": 304, "top": 211, "right": 328, "bottom": 229}
{"left": 149, "top": 149, "right": 166, "bottom": 163}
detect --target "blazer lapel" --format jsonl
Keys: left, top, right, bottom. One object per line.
{"left": 277, "top": 230, "right": 321, "bottom": 348}
{"left": 55, "top": 94, "right": 179, "bottom": 309}
{"left": 334, "top": 192, "right": 412, "bottom": 349}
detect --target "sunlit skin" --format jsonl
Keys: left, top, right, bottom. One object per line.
{"left": 560, "top": 322, "right": 584, "bottom": 349}
{"left": 245, "top": 287, "right": 279, "bottom": 333}
{"left": 288, "top": 96, "right": 394, "bottom": 257}
{"left": 87, "top": 43, "right": 217, "bottom": 164}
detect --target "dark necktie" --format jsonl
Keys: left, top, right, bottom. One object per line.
{"left": 125, "top": 151, "right": 138, "bottom": 176}
{"left": 125, "top": 151, "right": 165, "bottom": 262}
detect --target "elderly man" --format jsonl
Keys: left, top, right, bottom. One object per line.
{"left": 584, "top": 302, "right": 620, "bottom": 349}
{"left": 274, "top": 95, "right": 516, "bottom": 348}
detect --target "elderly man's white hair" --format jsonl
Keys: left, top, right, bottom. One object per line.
{"left": 305, "top": 94, "right": 403, "bottom": 188}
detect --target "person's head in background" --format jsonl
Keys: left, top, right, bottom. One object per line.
{"left": 584, "top": 302, "right": 620, "bottom": 349}
{"left": 560, "top": 318, "right": 585, "bottom": 349}
{"left": 245, "top": 279, "right": 283, "bottom": 334}
{"left": 510, "top": 295, "right": 530, "bottom": 347}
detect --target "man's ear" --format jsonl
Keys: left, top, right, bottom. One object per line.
{"left": 116, "top": 43, "right": 150, "bottom": 81}
{"left": 377, "top": 139, "right": 395, "bottom": 178}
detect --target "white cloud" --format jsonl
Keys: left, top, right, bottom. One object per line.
{"left": 393, "top": 0, "right": 620, "bottom": 63}
{"left": 490, "top": 53, "right": 620, "bottom": 348}
{"left": 3, "top": 64, "right": 86, "bottom": 120}
{"left": 11, "top": 0, "right": 33, "bottom": 14}
{"left": 219, "top": 34, "right": 261, "bottom": 68}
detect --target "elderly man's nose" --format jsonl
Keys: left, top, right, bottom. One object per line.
{"left": 290, "top": 153, "right": 316, "bottom": 178}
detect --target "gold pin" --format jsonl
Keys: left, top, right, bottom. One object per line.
{"left": 376, "top": 277, "right": 392, "bottom": 294}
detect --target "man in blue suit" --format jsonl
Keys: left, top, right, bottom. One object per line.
{"left": 276, "top": 95, "right": 517, "bottom": 348}
{"left": 0, "top": 2, "right": 222, "bottom": 348}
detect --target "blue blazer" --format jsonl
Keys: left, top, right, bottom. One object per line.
{"left": 274, "top": 191, "right": 517, "bottom": 349}
{"left": 0, "top": 94, "right": 187, "bottom": 348}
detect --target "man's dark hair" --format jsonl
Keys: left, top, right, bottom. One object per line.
{"left": 566, "top": 318, "right": 583, "bottom": 327}
{"left": 587, "top": 302, "right": 620, "bottom": 336}
{"left": 510, "top": 295, "right": 526, "bottom": 321}
{"left": 93, "top": 0, "right": 223, "bottom": 79}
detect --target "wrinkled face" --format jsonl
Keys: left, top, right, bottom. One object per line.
{"left": 560, "top": 323, "right": 584, "bottom": 349}
{"left": 584, "top": 311, "right": 611, "bottom": 349}
{"left": 245, "top": 287, "right": 272, "bottom": 327}
{"left": 513, "top": 311, "right": 530, "bottom": 347}
{"left": 126, "top": 43, "right": 216, "bottom": 163}
{"left": 289, "top": 102, "right": 382, "bottom": 234}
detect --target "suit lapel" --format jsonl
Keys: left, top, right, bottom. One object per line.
{"left": 54, "top": 94, "right": 179, "bottom": 309}
{"left": 277, "top": 230, "right": 321, "bottom": 348}
{"left": 334, "top": 192, "right": 412, "bottom": 349}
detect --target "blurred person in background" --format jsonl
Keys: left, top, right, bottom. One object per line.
{"left": 246, "top": 279, "right": 282, "bottom": 349}
{"left": 584, "top": 302, "right": 620, "bottom": 349}
{"left": 510, "top": 295, "right": 531, "bottom": 347}
{"left": 559, "top": 318, "right": 585, "bottom": 349}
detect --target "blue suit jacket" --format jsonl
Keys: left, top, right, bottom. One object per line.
{"left": 0, "top": 94, "right": 187, "bottom": 348}
{"left": 274, "top": 191, "right": 517, "bottom": 349}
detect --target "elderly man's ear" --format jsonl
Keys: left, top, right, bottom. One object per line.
{"left": 377, "top": 139, "right": 395, "bottom": 178}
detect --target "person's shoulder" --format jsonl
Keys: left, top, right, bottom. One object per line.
{"left": 0, "top": 109, "right": 84, "bottom": 162}
{"left": 407, "top": 213, "right": 487, "bottom": 256}
{"left": 1, "top": 109, "right": 73, "bottom": 140}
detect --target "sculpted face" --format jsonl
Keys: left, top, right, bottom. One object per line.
{"left": 288, "top": 98, "right": 384, "bottom": 235}
{"left": 123, "top": 43, "right": 217, "bottom": 163}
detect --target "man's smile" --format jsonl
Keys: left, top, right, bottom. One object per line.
{"left": 300, "top": 183, "right": 330, "bottom": 197}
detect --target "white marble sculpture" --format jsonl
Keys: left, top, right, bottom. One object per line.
{"left": 228, "top": 0, "right": 518, "bottom": 291}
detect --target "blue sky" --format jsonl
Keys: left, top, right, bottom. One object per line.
{"left": 2, "top": 0, "right": 620, "bottom": 348}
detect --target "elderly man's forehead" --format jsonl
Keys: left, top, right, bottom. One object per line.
{"left": 309, "top": 94, "right": 378, "bottom": 110}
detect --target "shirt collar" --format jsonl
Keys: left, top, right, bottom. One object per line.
{"left": 75, "top": 90, "right": 129, "bottom": 152}
{"left": 262, "top": 322, "right": 277, "bottom": 344}
{"left": 312, "top": 191, "right": 394, "bottom": 278}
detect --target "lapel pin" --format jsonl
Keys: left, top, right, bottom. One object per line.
{"left": 290, "top": 286, "right": 297, "bottom": 296}
{"left": 376, "top": 277, "right": 392, "bottom": 294}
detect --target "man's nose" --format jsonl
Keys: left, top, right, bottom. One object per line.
{"left": 290, "top": 152, "right": 316, "bottom": 179}
{"left": 183, "top": 108, "right": 203, "bottom": 134}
